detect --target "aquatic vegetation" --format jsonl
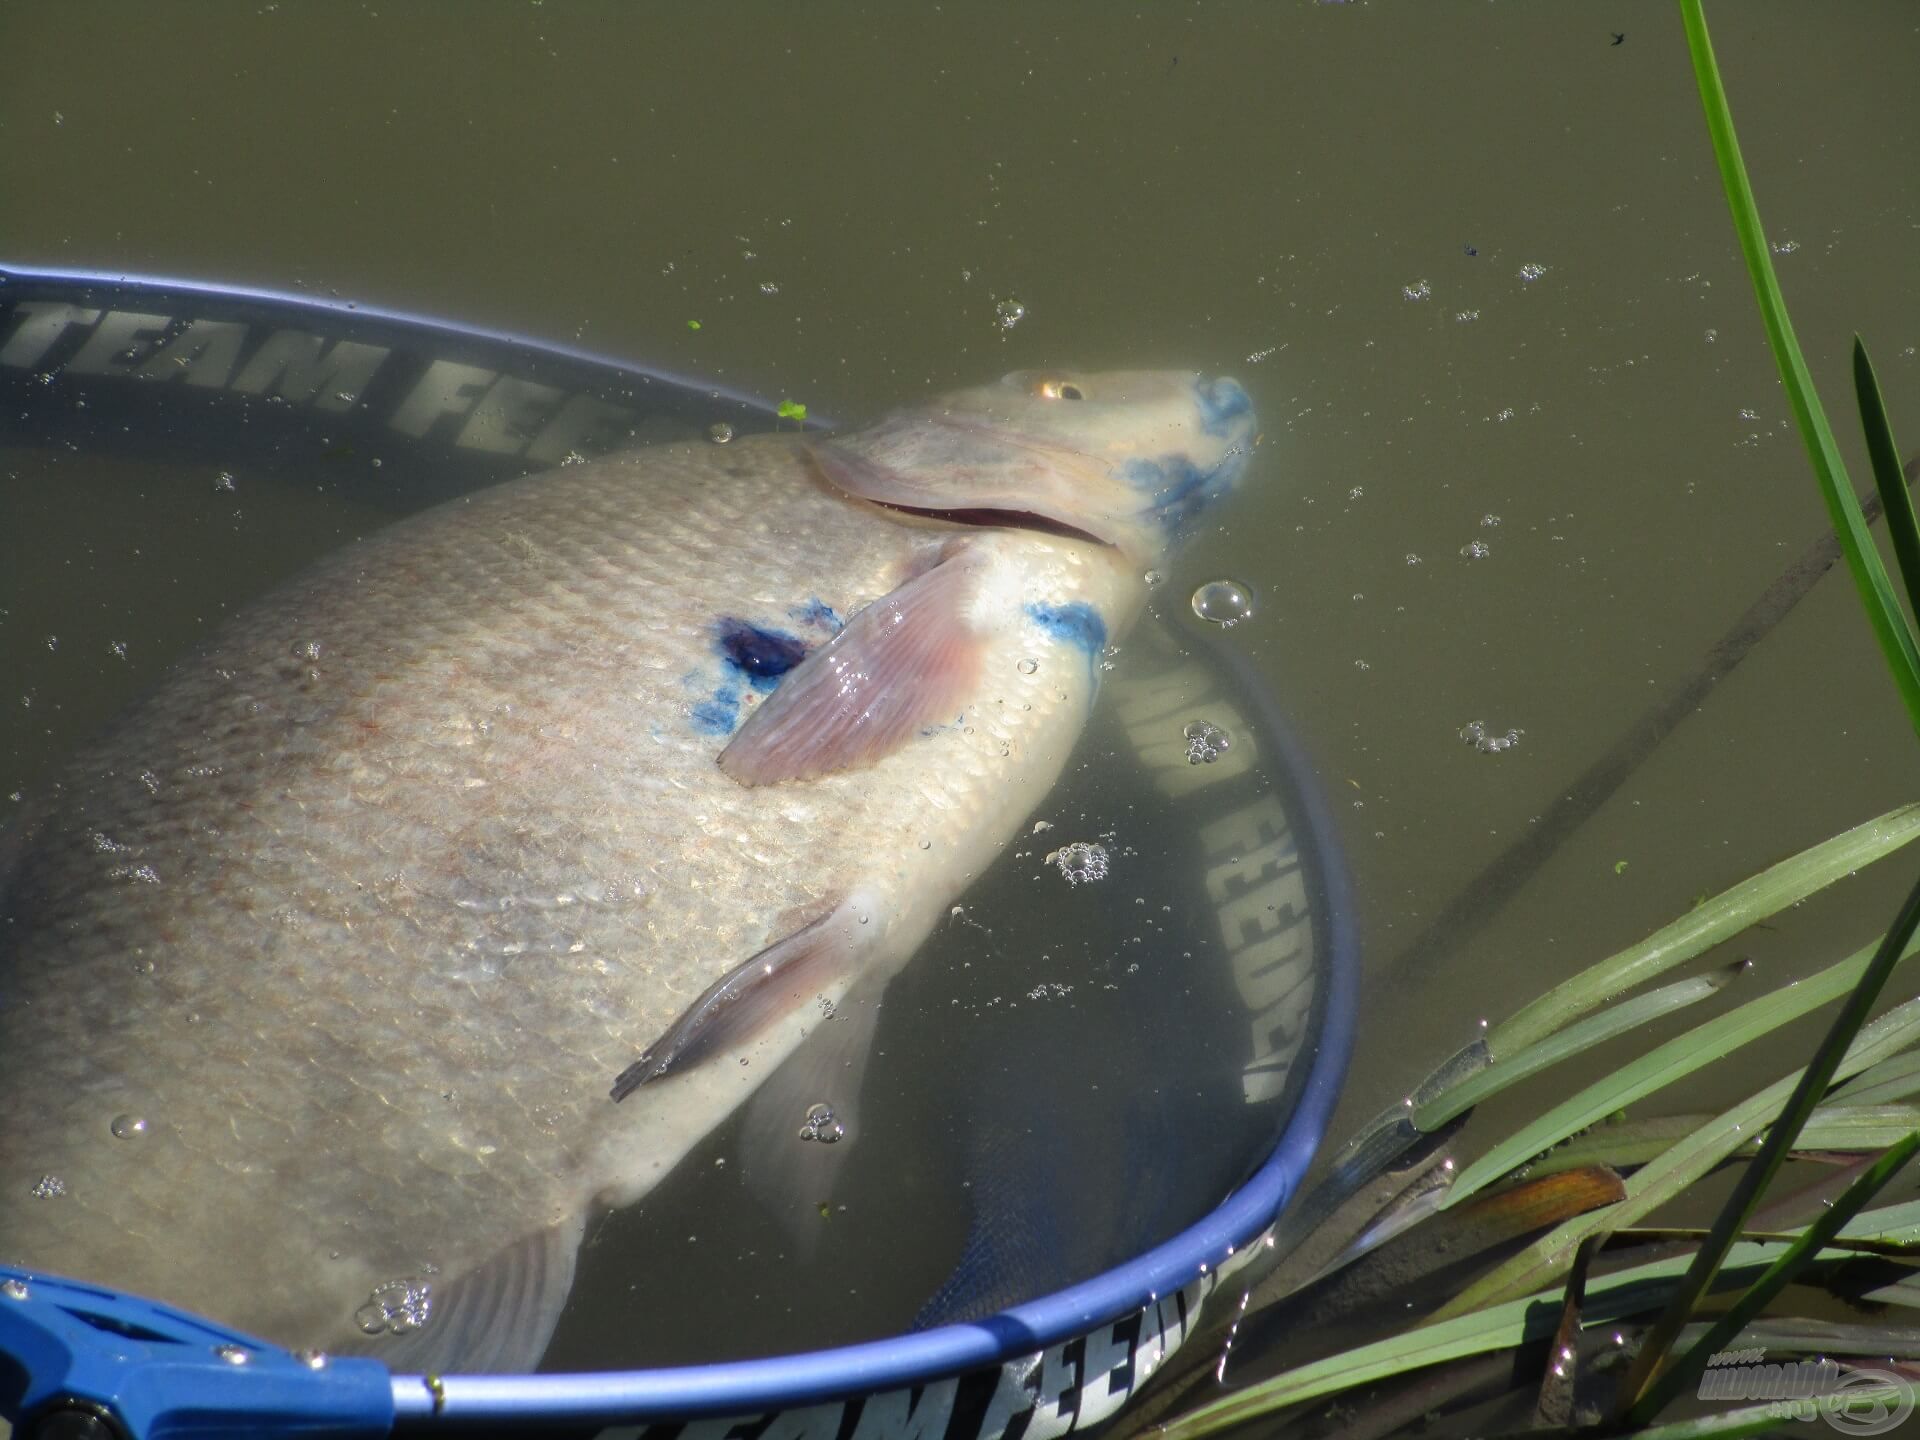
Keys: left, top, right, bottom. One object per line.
{"left": 1132, "top": 4, "right": 1920, "bottom": 1436}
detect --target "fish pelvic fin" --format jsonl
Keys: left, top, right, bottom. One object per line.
{"left": 717, "top": 546, "right": 985, "bottom": 785}
{"left": 610, "top": 900, "right": 871, "bottom": 1100}
{"left": 739, "top": 980, "right": 887, "bottom": 1256}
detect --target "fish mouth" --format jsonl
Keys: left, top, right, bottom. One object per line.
{"left": 805, "top": 431, "right": 1117, "bottom": 548}
{"left": 869, "top": 500, "right": 1108, "bottom": 547}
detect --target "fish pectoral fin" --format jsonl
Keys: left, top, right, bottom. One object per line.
{"left": 610, "top": 902, "right": 868, "bottom": 1100}
{"left": 341, "top": 1215, "right": 584, "bottom": 1376}
{"left": 718, "top": 547, "right": 985, "bottom": 785}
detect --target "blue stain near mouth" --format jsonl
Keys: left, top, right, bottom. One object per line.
{"left": 1120, "top": 376, "right": 1257, "bottom": 538}
{"left": 1195, "top": 375, "right": 1252, "bottom": 438}
{"left": 1124, "top": 454, "right": 1235, "bottom": 539}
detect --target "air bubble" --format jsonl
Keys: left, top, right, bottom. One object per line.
{"left": 1046, "top": 841, "right": 1110, "bottom": 886}
{"left": 1460, "top": 720, "right": 1523, "bottom": 754}
{"left": 1184, "top": 721, "right": 1231, "bottom": 765}
{"left": 798, "top": 1101, "right": 846, "bottom": 1144}
{"left": 707, "top": 422, "right": 734, "bottom": 444}
{"left": 355, "top": 1277, "right": 432, "bottom": 1336}
{"left": 1017, "top": 657, "right": 1038, "bottom": 675}
{"left": 1460, "top": 540, "right": 1490, "bottom": 559}
{"left": 213, "top": 471, "right": 237, "bottom": 493}
{"left": 994, "top": 298, "right": 1026, "bottom": 330}
{"left": 1190, "top": 579, "right": 1254, "bottom": 626}
{"left": 110, "top": 1115, "right": 149, "bottom": 1140}
{"left": 1143, "top": 569, "right": 1165, "bottom": 589}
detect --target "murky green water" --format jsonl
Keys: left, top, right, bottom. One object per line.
{"left": 5, "top": 0, "right": 1920, "bottom": 1387}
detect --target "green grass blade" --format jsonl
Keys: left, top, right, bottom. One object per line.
{"left": 1528, "top": 1105, "right": 1920, "bottom": 1179}
{"left": 1678, "top": 0, "right": 1920, "bottom": 735}
{"left": 1160, "top": 1193, "right": 1920, "bottom": 1438}
{"left": 1153, "top": 1240, "right": 1803, "bottom": 1439}
{"left": 1856, "top": 336, "right": 1920, "bottom": 624}
{"left": 1634, "top": 1390, "right": 1918, "bottom": 1440}
{"left": 1417, "top": 969, "right": 1737, "bottom": 1130}
{"left": 1834, "top": 1049, "right": 1920, "bottom": 1106}
{"left": 1490, "top": 804, "right": 1920, "bottom": 1055}
{"left": 1413, "top": 975, "right": 1743, "bottom": 1136}
{"left": 1630, "top": 1131, "right": 1920, "bottom": 1422}
{"left": 1444, "top": 927, "right": 1920, "bottom": 1210}
{"left": 1436, "top": 989, "right": 1920, "bottom": 1315}
{"left": 1618, "top": 863, "right": 1920, "bottom": 1419}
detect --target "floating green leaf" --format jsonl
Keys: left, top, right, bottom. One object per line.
{"left": 777, "top": 399, "right": 807, "bottom": 422}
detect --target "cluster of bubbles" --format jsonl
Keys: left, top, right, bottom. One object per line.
{"left": 994, "top": 298, "right": 1027, "bottom": 331}
{"left": 1184, "top": 720, "right": 1232, "bottom": 765}
{"left": 355, "top": 1276, "right": 433, "bottom": 1336}
{"left": 1190, "top": 579, "right": 1254, "bottom": 626}
{"left": 798, "top": 1102, "right": 845, "bottom": 1144}
{"left": 1459, "top": 720, "right": 1523, "bottom": 754}
{"left": 1047, "top": 841, "right": 1110, "bottom": 886}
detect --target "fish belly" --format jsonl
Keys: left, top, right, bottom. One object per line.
{"left": 0, "top": 436, "right": 1124, "bottom": 1365}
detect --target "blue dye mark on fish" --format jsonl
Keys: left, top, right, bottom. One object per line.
{"left": 1027, "top": 602, "right": 1108, "bottom": 657}
{"left": 715, "top": 618, "right": 808, "bottom": 694}
{"left": 1123, "top": 455, "right": 1233, "bottom": 539}
{"left": 788, "top": 598, "right": 844, "bottom": 634}
{"left": 1195, "top": 375, "right": 1253, "bottom": 438}
{"left": 690, "top": 681, "right": 743, "bottom": 736}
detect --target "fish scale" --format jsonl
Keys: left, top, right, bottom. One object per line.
{"left": 0, "top": 369, "right": 1257, "bottom": 1372}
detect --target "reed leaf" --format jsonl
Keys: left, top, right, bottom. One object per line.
{"left": 1675, "top": 0, "right": 1920, "bottom": 735}
{"left": 1489, "top": 804, "right": 1920, "bottom": 1056}
{"left": 1616, "top": 863, "right": 1920, "bottom": 1418}
{"left": 1436, "top": 989, "right": 1920, "bottom": 1315}
{"left": 1443, "top": 931, "right": 1920, "bottom": 1210}
{"left": 1628, "top": 1131, "right": 1920, "bottom": 1422}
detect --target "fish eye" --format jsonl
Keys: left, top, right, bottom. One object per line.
{"left": 1034, "top": 378, "right": 1086, "bottom": 401}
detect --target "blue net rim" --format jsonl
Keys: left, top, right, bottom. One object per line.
{"left": 0, "top": 264, "right": 1360, "bottom": 1429}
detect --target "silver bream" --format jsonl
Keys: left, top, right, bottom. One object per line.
{"left": 0, "top": 369, "right": 1257, "bottom": 1372}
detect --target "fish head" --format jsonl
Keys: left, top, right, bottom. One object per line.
{"left": 807, "top": 369, "right": 1258, "bottom": 565}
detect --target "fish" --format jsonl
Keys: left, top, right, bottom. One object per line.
{"left": 0, "top": 368, "right": 1257, "bottom": 1374}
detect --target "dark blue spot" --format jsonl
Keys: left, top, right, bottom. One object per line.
{"left": 1195, "top": 375, "right": 1252, "bottom": 438}
{"left": 715, "top": 618, "right": 808, "bottom": 694}
{"left": 1026, "top": 602, "right": 1108, "bottom": 657}
{"left": 788, "top": 598, "right": 844, "bottom": 634}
